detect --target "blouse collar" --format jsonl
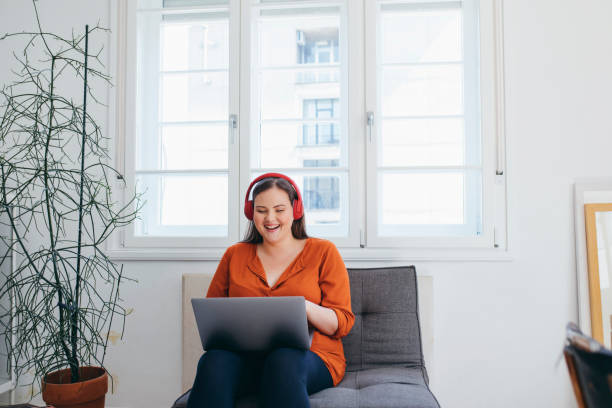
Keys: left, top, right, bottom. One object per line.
{"left": 246, "top": 238, "right": 311, "bottom": 289}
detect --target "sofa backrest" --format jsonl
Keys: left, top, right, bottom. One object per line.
{"left": 343, "top": 267, "right": 426, "bottom": 374}
{"left": 181, "top": 267, "right": 432, "bottom": 393}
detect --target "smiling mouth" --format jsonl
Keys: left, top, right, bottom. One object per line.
{"left": 264, "top": 225, "right": 280, "bottom": 231}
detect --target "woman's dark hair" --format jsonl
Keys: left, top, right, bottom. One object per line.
{"left": 242, "top": 177, "right": 308, "bottom": 243}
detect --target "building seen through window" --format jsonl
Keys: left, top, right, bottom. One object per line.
{"left": 302, "top": 98, "right": 340, "bottom": 146}
{"left": 296, "top": 28, "right": 339, "bottom": 83}
{"left": 303, "top": 160, "right": 340, "bottom": 213}
{"left": 296, "top": 27, "right": 341, "bottom": 216}
{"left": 297, "top": 28, "right": 338, "bottom": 64}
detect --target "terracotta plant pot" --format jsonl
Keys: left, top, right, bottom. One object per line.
{"left": 42, "top": 366, "right": 108, "bottom": 408}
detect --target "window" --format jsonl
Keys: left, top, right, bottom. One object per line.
{"left": 249, "top": 0, "right": 350, "bottom": 239}
{"left": 366, "top": 0, "right": 488, "bottom": 246}
{"left": 122, "top": 0, "right": 239, "bottom": 248}
{"left": 115, "top": 0, "right": 506, "bottom": 255}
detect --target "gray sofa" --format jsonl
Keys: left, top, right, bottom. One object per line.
{"left": 172, "top": 266, "right": 440, "bottom": 408}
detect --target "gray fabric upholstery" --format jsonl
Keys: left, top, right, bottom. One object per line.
{"left": 310, "top": 368, "right": 437, "bottom": 408}
{"left": 343, "top": 267, "right": 426, "bottom": 375}
{"left": 171, "top": 266, "right": 440, "bottom": 408}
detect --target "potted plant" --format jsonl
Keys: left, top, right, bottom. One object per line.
{"left": 0, "top": 2, "right": 140, "bottom": 407}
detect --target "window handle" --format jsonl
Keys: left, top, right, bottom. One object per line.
{"left": 229, "top": 114, "right": 238, "bottom": 144}
{"left": 366, "top": 111, "right": 374, "bottom": 143}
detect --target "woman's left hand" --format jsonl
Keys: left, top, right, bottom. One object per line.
{"left": 304, "top": 299, "right": 339, "bottom": 337}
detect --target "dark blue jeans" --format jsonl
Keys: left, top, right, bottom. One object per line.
{"left": 186, "top": 347, "right": 333, "bottom": 408}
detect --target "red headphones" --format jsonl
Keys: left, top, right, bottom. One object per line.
{"left": 244, "top": 173, "right": 304, "bottom": 221}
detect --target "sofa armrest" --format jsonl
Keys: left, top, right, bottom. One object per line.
{"left": 181, "top": 273, "right": 214, "bottom": 393}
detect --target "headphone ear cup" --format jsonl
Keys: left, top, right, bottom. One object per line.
{"left": 244, "top": 200, "right": 254, "bottom": 220}
{"left": 293, "top": 199, "right": 303, "bottom": 220}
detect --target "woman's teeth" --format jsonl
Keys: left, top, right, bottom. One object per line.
{"left": 265, "top": 225, "right": 280, "bottom": 231}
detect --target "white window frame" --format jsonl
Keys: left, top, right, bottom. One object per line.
{"left": 241, "top": 0, "right": 361, "bottom": 248}
{"left": 107, "top": 0, "right": 509, "bottom": 261}
{"left": 115, "top": 0, "right": 241, "bottom": 249}
{"left": 365, "top": 0, "right": 503, "bottom": 248}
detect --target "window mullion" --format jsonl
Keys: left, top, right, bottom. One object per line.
{"left": 342, "top": 0, "right": 362, "bottom": 248}
{"left": 229, "top": 0, "right": 241, "bottom": 243}
{"left": 364, "top": 0, "right": 379, "bottom": 248}
{"left": 481, "top": 0, "right": 506, "bottom": 249}
{"left": 238, "top": 0, "right": 253, "bottom": 240}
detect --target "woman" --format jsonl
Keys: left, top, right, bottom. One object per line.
{"left": 187, "top": 173, "right": 354, "bottom": 408}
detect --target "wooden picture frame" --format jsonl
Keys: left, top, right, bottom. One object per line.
{"left": 584, "top": 203, "right": 612, "bottom": 347}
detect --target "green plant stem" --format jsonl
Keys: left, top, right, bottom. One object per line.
{"left": 43, "top": 55, "right": 78, "bottom": 380}
{"left": 71, "top": 24, "right": 89, "bottom": 384}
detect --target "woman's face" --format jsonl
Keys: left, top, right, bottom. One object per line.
{"left": 253, "top": 186, "right": 294, "bottom": 245}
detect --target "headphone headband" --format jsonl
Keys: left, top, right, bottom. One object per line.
{"left": 244, "top": 173, "right": 304, "bottom": 220}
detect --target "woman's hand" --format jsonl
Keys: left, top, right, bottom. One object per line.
{"left": 305, "top": 299, "right": 339, "bottom": 337}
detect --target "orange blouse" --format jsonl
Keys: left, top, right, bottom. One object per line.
{"left": 206, "top": 237, "right": 354, "bottom": 386}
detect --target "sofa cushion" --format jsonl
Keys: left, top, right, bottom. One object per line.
{"left": 337, "top": 366, "right": 427, "bottom": 389}
{"left": 343, "top": 267, "right": 426, "bottom": 376}
{"left": 310, "top": 382, "right": 439, "bottom": 408}
{"left": 310, "top": 367, "right": 438, "bottom": 408}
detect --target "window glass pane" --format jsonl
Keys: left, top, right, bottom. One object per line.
{"left": 381, "top": 7, "right": 462, "bottom": 64}
{"left": 160, "top": 124, "right": 228, "bottom": 169}
{"left": 382, "top": 65, "right": 463, "bottom": 117}
{"left": 161, "top": 18, "right": 228, "bottom": 71}
{"left": 136, "top": 125, "right": 228, "bottom": 171}
{"left": 379, "top": 170, "right": 482, "bottom": 237}
{"left": 161, "top": 72, "right": 229, "bottom": 122}
{"left": 381, "top": 172, "right": 464, "bottom": 225}
{"left": 135, "top": 174, "right": 228, "bottom": 236}
{"left": 259, "top": 122, "right": 341, "bottom": 168}
{"left": 381, "top": 118, "right": 464, "bottom": 166}
{"left": 136, "top": 4, "right": 230, "bottom": 237}
{"left": 302, "top": 172, "right": 345, "bottom": 229}
{"left": 303, "top": 176, "right": 340, "bottom": 212}
{"left": 259, "top": 69, "right": 340, "bottom": 120}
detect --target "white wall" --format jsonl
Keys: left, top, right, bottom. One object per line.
{"left": 3, "top": 0, "right": 612, "bottom": 407}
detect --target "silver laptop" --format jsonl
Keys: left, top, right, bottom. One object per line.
{"left": 191, "top": 296, "right": 311, "bottom": 352}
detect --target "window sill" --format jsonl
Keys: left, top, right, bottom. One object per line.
{"left": 105, "top": 246, "right": 513, "bottom": 262}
